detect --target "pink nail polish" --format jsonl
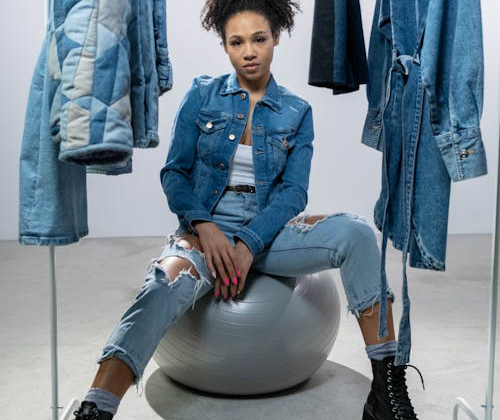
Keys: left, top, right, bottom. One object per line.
{"left": 224, "top": 278, "right": 229, "bottom": 286}
{"left": 232, "top": 276, "right": 237, "bottom": 284}
{"left": 214, "top": 290, "right": 219, "bottom": 298}
{"left": 237, "top": 270, "right": 241, "bottom": 277}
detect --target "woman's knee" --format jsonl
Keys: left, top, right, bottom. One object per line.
{"left": 157, "top": 234, "right": 204, "bottom": 282}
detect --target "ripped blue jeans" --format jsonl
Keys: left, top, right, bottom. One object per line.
{"left": 95, "top": 189, "right": 395, "bottom": 395}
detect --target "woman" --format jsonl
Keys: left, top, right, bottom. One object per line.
{"left": 71, "top": 1, "right": 422, "bottom": 419}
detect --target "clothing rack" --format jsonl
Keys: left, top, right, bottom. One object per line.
{"left": 37, "top": 1, "right": 496, "bottom": 418}
{"left": 452, "top": 67, "right": 499, "bottom": 420}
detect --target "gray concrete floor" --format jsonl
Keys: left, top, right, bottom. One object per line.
{"left": 0, "top": 234, "right": 498, "bottom": 420}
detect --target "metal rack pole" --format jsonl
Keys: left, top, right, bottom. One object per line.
{"left": 452, "top": 62, "right": 499, "bottom": 420}
{"left": 43, "top": 1, "right": 80, "bottom": 418}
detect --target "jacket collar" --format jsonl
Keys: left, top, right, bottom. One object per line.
{"left": 220, "top": 71, "right": 282, "bottom": 112}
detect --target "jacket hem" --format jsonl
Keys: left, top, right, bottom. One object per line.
{"left": 18, "top": 229, "right": 89, "bottom": 246}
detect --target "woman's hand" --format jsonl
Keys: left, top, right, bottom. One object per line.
{"left": 193, "top": 221, "right": 239, "bottom": 299}
{"left": 230, "top": 240, "right": 254, "bottom": 298}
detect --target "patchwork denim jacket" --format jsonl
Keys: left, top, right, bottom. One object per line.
{"left": 160, "top": 72, "right": 315, "bottom": 258}
{"left": 48, "top": 0, "right": 173, "bottom": 175}
{"left": 18, "top": 0, "right": 172, "bottom": 246}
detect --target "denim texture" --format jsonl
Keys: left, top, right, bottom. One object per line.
{"left": 360, "top": 0, "right": 487, "bottom": 365}
{"left": 19, "top": 0, "right": 172, "bottom": 245}
{"left": 96, "top": 189, "right": 395, "bottom": 394}
{"left": 160, "top": 72, "right": 315, "bottom": 259}
{"left": 309, "top": 0, "right": 369, "bottom": 94}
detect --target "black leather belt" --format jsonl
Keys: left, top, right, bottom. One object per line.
{"left": 224, "top": 184, "right": 256, "bottom": 193}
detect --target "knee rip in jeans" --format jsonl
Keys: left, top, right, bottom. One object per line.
{"left": 148, "top": 233, "right": 213, "bottom": 310}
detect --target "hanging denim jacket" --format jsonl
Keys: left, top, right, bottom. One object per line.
{"left": 48, "top": 0, "right": 173, "bottom": 175}
{"left": 361, "top": 0, "right": 487, "bottom": 365}
{"left": 160, "top": 72, "right": 315, "bottom": 258}
{"left": 18, "top": 0, "right": 172, "bottom": 245}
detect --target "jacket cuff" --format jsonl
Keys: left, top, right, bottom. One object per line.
{"left": 361, "top": 108, "right": 384, "bottom": 152}
{"left": 232, "top": 226, "right": 265, "bottom": 258}
{"left": 434, "top": 126, "right": 488, "bottom": 181}
{"left": 184, "top": 210, "right": 215, "bottom": 232}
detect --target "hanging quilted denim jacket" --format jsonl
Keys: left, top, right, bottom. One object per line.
{"left": 18, "top": 0, "right": 172, "bottom": 245}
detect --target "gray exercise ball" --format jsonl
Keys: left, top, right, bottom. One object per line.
{"left": 153, "top": 269, "right": 341, "bottom": 395}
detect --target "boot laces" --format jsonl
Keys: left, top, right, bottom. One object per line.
{"left": 387, "top": 361, "right": 425, "bottom": 419}
{"left": 73, "top": 405, "right": 100, "bottom": 420}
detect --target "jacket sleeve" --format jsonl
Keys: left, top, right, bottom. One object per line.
{"left": 420, "top": 0, "right": 487, "bottom": 181}
{"left": 232, "top": 104, "right": 315, "bottom": 258}
{"left": 160, "top": 77, "right": 215, "bottom": 231}
{"left": 49, "top": 0, "right": 134, "bottom": 166}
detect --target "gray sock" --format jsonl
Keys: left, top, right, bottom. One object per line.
{"left": 365, "top": 339, "right": 398, "bottom": 361}
{"left": 84, "top": 387, "right": 121, "bottom": 415}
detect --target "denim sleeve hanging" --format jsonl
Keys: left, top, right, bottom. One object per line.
{"left": 47, "top": 0, "right": 173, "bottom": 175}
{"left": 360, "top": 0, "right": 487, "bottom": 366}
{"left": 18, "top": 0, "right": 173, "bottom": 245}
{"left": 308, "top": 0, "right": 369, "bottom": 94}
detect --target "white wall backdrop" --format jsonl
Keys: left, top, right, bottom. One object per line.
{"left": 1, "top": 0, "right": 498, "bottom": 240}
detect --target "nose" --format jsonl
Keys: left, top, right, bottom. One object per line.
{"left": 243, "top": 43, "right": 257, "bottom": 60}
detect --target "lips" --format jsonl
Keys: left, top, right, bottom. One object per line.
{"left": 244, "top": 63, "right": 259, "bottom": 70}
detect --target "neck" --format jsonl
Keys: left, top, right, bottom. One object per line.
{"left": 236, "top": 71, "right": 271, "bottom": 95}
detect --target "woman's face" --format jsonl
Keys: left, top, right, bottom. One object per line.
{"left": 223, "top": 11, "right": 279, "bottom": 85}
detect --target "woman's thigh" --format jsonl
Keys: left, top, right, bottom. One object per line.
{"left": 251, "top": 211, "right": 381, "bottom": 279}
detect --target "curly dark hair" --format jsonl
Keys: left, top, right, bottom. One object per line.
{"left": 201, "top": 0, "right": 301, "bottom": 43}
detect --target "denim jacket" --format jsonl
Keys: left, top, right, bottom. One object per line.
{"left": 18, "top": 0, "right": 172, "bottom": 246}
{"left": 48, "top": 0, "right": 173, "bottom": 175}
{"left": 359, "top": 0, "right": 487, "bottom": 366}
{"left": 361, "top": 0, "right": 487, "bottom": 181}
{"left": 160, "top": 72, "right": 314, "bottom": 258}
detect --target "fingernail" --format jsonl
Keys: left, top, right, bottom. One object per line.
{"left": 214, "top": 290, "right": 219, "bottom": 298}
{"left": 223, "top": 278, "right": 229, "bottom": 286}
{"left": 232, "top": 276, "right": 237, "bottom": 284}
{"left": 237, "top": 270, "right": 241, "bottom": 277}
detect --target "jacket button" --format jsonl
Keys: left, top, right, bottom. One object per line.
{"left": 283, "top": 138, "right": 289, "bottom": 148}
{"left": 211, "top": 189, "right": 218, "bottom": 195}
{"left": 229, "top": 134, "right": 236, "bottom": 141}
{"left": 237, "top": 113, "right": 244, "bottom": 119}
{"left": 241, "top": 93, "right": 247, "bottom": 100}
{"left": 219, "top": 162, "right": 225, "bottom": 170}
{"left": 206, "top": 122, "right": 213, "bottom": 129}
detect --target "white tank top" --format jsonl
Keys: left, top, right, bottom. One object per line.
{"left": 227, "top": 143, "right": 255, "bottom": 186}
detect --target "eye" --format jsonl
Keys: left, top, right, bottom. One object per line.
{"left": 256, "top": 36, "right": 266, "bottom": 43}
{"left": 230, "top": 40, "right": 241, "bottom": 46}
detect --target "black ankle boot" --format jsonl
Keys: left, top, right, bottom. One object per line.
{"left": 72, "top": 400, "right": 114, "bottom": 420}
{"left": 362, "top": 355, "right": 425, "bottom": 420}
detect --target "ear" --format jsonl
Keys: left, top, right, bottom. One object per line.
{"left": 273, "top": 33, "right": 280, "bottom": 46}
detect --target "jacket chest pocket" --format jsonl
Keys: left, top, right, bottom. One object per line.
{"left": 195, "top": 110, "right": 230, "bottom": 157}
{"left": 266, "top": 130, "right": 295, "bottom": 176}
